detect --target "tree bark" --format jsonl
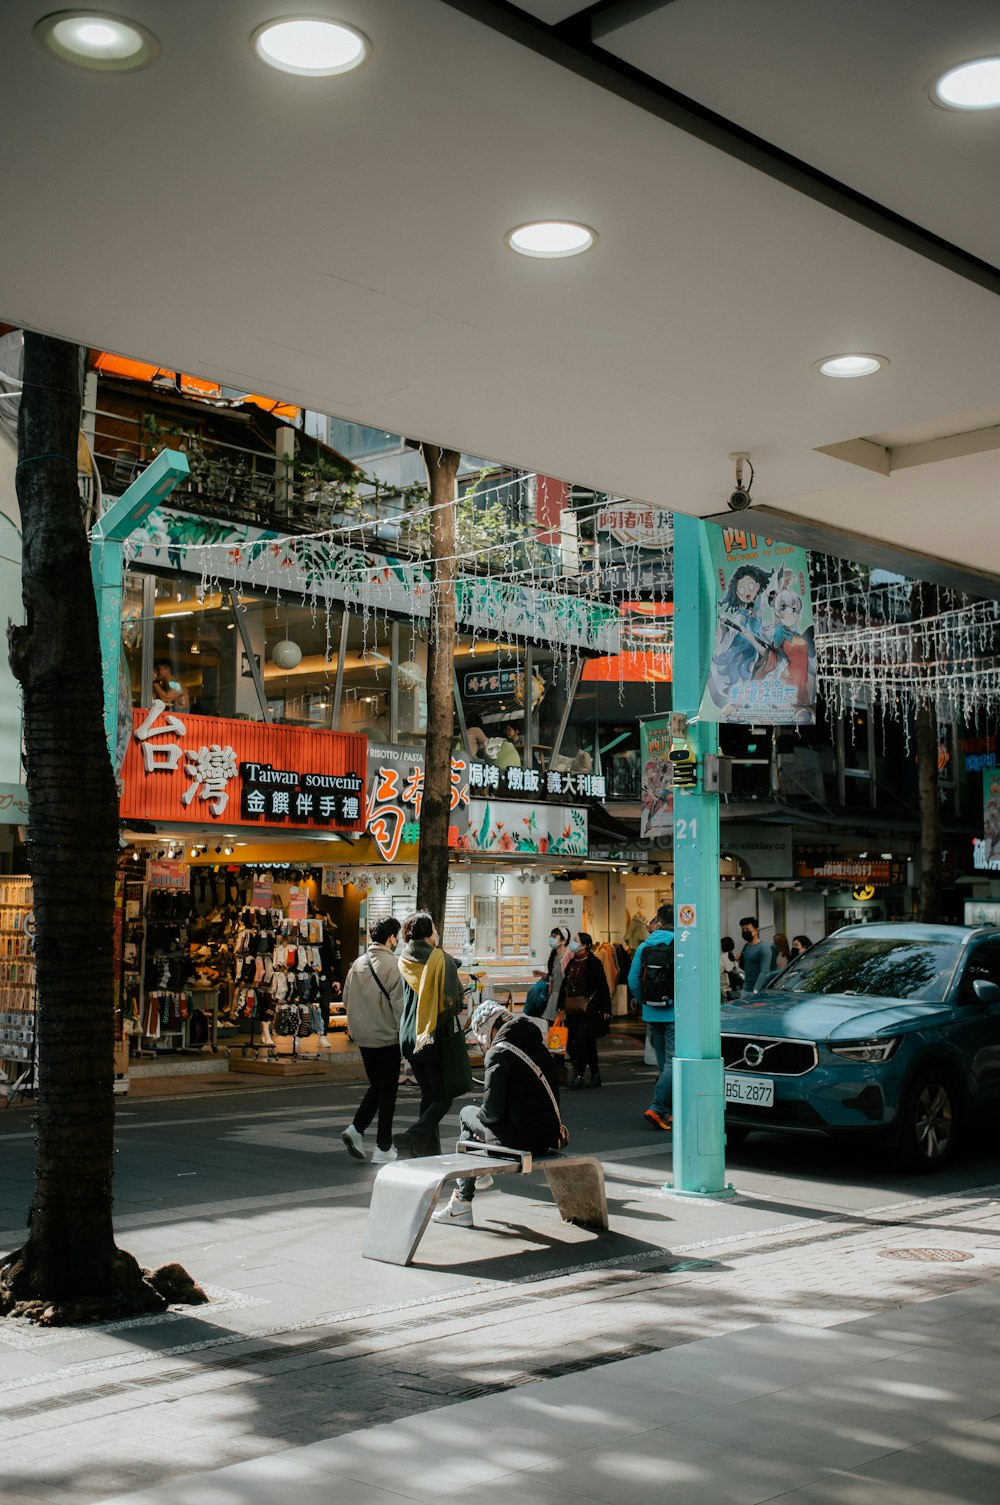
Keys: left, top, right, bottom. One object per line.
{"left": 911, "top": 581, "right": 942, "bottom": 923}
{"left": 1, "top": 334, "right": 202, "bottom": 1322}
{"left": 915, "top": 697, "right": 942, "bottom": 922}
{"left": 416, "top": 444, "right": 460, "bottom": 932}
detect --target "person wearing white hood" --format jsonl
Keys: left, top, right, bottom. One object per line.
{"left": 433, "top": 1001, "right": 563, "bottom": 1229}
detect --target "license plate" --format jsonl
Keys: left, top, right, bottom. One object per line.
{"left": 725, "top": 1073, "right": 774, "bottom": 1107}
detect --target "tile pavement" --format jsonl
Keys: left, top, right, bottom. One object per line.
{"left": 82, "top": 1285, "right": 1000, "bottom": 1505}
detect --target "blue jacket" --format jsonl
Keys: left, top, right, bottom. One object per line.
{"left": 628, "top": 930, "right": 675, "bottom": 1022}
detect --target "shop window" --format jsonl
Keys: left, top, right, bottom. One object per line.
{"left": 473, "top": 895, "right": 498, "bottom": 955}
{"left": 336, "top": 611, "right": 393, "bottom": 742}
{"left": 150, "top": 574, "right": 226, "bottom": 717}
{"left": 253, "top": 595, "right": 348, "bottom": 729}
{"left": 395, "top": 627, "right": 427, "bottom": 745}
{"left": 838, "top": 705, "right": 875, "bottom": 809}
{"left": 122, "top": 576, "right": 144, "bottom": 705}
{"left": 722, "top": 725, "right": 773, "bottom": 801}
{"left": 455, "top": 633, "right": 540, "bottom": 764}
{"left": 603, "top": 730, "right": 641, "bottom": 800}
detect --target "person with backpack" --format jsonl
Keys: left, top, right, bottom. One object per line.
{"left": 341, "top": 917, "right": 404, "bottom": 1163}
{"left": 627, "top": 903, "right": 675, "bottom": 1131}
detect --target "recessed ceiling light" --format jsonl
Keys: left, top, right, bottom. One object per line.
{"left": 505, "top": 221, "right": 597, "bottom": 259}
{"left": 34, "top": 10, "right": 159, "bottom": 71}
{"left": 931, "top": 57, "right": 1000, "bottom": 111}
{"left": 811, "top": 353, "right": 889, "bottom": 379}
{"left": 252, "top": 16, "right": 370, "bottom": 76}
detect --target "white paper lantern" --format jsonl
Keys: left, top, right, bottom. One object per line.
{"left": 271, "top": 639, "right": 302, "bottom": 670}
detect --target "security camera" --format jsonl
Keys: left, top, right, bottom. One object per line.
{"left": 727, "top": 452, "right": 753, "bottom": 512}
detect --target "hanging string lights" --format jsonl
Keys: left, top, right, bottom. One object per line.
{"left": 813, "top": 563, "right": 1000, "bottom": 734}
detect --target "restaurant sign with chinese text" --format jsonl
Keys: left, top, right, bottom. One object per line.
{"left": 120, "top": 703, "right": 367, "bottom": 832}
{"left": 793, "top": 855, "right": 907, "bottom": 886}
{"left": 465, "top": 762, "right": 606, "bottom": 801}
{"left": 366, "top": 743, "right": 471, "bottom": 863}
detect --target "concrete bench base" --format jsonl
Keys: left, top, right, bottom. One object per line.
{"left": 362, "top": 1142, "right": 608, "bottom": 1266}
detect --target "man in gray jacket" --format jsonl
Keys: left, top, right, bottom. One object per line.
{"left": 341, "top": 917, "right": 404, "bottom": 1163}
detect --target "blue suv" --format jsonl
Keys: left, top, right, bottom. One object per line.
{"left": 722, "top": 923, "right": 1000, "bottom": 1170}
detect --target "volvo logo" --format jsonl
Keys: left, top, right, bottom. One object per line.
{"left": 743, "top": 1042, "right": 766, "bottom": 1067}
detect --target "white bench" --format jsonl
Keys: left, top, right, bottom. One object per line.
{"left": 362, "top": 1139, "right": 609, "bottom": 1267}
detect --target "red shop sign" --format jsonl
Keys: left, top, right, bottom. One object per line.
{"left": 120, "top": 704, "right": 367, "bottom": 832}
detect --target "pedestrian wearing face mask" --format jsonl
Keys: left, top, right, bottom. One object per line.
{"left": 543, "top": 925, "right": 571, "bottom": 1022}
{"left": 559, "top": 931, "right": 612, "bottom": 1088}
{"left": 738, "top": 915, "right": 772, "bottom": 995}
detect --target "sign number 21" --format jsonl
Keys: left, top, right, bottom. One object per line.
{"left": 675, "top": 817, "right": 697, "bottom": 843}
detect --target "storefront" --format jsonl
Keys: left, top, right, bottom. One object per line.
{"left": 362, "top": 740, "right": 591, "bottom": 1002}
{"left": 792, "top": 851, "right": 912, "bottom": 931}
{"left": 118, "top": 705, "right": 367, "bottom": 1061}
{"left": 117, "top": 712, "right": 598, "bottom": 1058}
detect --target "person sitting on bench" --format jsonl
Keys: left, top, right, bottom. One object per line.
{"left": 433, "top": 1001, "right": 563, "bottom": 1229}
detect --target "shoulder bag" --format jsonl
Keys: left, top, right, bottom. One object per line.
{"left": 366, "top": 955, "right": 391, "bottom": 1001}
{"left": 491, "top": 1040, "right": 569, "bottom": 1150}
{"left": 440, "top": 1012, "right": 474, "bottom": 1099}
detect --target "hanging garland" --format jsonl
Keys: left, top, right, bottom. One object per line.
{"left": 813, "top": 559, "right": 1000, "bottom": 733}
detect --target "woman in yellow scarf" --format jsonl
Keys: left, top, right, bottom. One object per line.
{"left": 394, "top": 910, "right": 464, "bottom": 1158}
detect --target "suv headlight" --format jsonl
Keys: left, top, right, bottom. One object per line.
{"left": 829, "top": 1037, "right": 900, "bottom": 1063}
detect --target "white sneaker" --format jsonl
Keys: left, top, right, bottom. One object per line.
{"left": 341, "top": 1125, "right": 367, "bottom": 1161}
{"left": 371, "top": 1145, "right": 397, "bottom": 1164}
{"left": 432, "top": 1195, "right": 473, "bottom": 1228}
{"left": 478, "top": 1175, "right": 494, "bottom": 1190}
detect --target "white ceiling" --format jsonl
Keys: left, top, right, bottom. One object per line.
{"left": 2, "top": 0, "right": 1000, "bottom": 587}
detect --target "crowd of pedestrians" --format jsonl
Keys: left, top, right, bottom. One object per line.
{"left": 339, "top": 897, "right": 816, "bottom": 1197}
{"left": 339, "top": 908, "right": 568, "bottom": 1230}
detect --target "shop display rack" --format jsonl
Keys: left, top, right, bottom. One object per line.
{"left": 0, "top": 876, "right": 36, "bottom": 1106}
{"left": 233, "top": 907, "right": 331, "bottom": 1062}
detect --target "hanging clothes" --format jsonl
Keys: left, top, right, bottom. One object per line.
{"left": 624, "top": 912, "right": 649, "bottom": 949}
{"left": 593, "top": 940, "right": 619, "bottom": 994}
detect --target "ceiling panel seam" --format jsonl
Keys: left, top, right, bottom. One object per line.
{"left": 441, "top": 0, "right": 1000, "bottom": 300}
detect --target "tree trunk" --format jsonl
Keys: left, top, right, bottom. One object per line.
{"left": 910, "top": 581, "right": 942, "bottom": 923}
{"left": 1, "top": 333, "right": 201, "bottom": 1322}
{"left": 915, "top": 697, "right": 942, "bottom": 922}
{"left": 416, "top": 444, "right": 460, "bottom": 932}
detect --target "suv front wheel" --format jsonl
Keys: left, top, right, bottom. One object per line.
{"left": 895, "top": 1068, "right": 958, "bottom": 1172}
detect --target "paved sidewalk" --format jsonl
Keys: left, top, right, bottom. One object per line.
{"left": 3, "top": 1068, "right": 1000, "bottom": 1504}
{"left": 88, "top": 1282, "right": 1000, "bottom": 1505}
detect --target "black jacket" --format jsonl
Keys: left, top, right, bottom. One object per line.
{"left": 559, "top": 952, "right": 612, "bottom": 1018}
{"left": 479, "top": 1017, "right": 561, "bottom": 1152}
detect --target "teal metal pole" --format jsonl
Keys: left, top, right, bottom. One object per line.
{"left": 90, "top": 448, "right": 190, "bottom": 761}
{"left": 669, "top": 514, "right": 732, "bottom": 1197}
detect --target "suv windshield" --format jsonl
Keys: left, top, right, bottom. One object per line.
{"left": 774, "top": 936, "right": 958, "bottom": 1002}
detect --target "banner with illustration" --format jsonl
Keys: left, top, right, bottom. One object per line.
{"left": 978, "top": 769, "right": 1000, "bottom": 871}
{"left": 639, "top": 717, "right": 674, "bottom": 841}
{"left": 700, "top": 526, "right": 816, "bottom": 725}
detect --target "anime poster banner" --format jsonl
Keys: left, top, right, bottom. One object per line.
{"left": 700, "top": 527, "right": 816, "bottom": 725}
{"left": 639, "top": 717, "right": 674, "bottom": 842}
{"left": 976, "top": 769, "right": 1000, "bottom": 872}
